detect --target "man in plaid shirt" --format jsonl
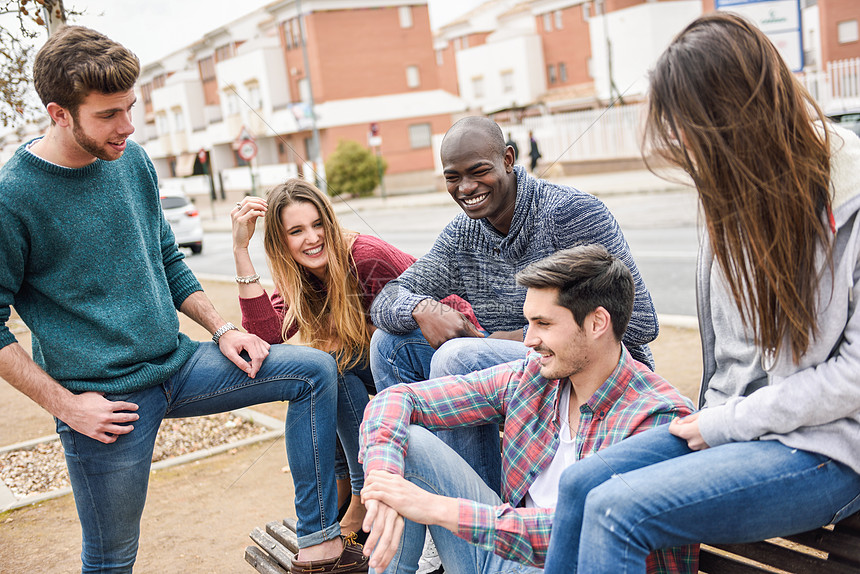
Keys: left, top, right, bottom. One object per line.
{"left": 358, "top": 245, "right": 697, "bottom": 573}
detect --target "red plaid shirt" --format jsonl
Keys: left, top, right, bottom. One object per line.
{"left": 359, "top": 347, "right": 697, "bottom": 571}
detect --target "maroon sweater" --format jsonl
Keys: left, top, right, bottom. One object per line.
{"left": 239, "top": 234, "right": 480, "bottom": 344}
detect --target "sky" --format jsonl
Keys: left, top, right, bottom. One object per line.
{"left": 66, "top": 0, "right": 487, "bottom": 64}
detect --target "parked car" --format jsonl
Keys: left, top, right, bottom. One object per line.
{"left": 828, "top": 109, "right": 860, "bottom": 138}
{"left": 160, "top": 190, "right": 203, "bottom": 254}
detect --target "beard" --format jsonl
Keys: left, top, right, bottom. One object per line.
{"left": 72, "top": 120, "right": 122, "bottom": 161}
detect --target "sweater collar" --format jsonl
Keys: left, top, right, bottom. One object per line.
{"left": 477, "top": 165, "right": 536, "bottom": 259}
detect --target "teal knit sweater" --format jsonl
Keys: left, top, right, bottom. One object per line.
{"left": 0, "top": 140, "right": 201, "bottom": 393}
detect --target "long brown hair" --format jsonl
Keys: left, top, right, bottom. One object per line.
{"left": 644, "top": 13, "right": 832, "bottom": 363}
{"left": 263, "top": 179, "right": 369, "bottom": 371}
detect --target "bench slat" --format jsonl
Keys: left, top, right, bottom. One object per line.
{"left": 245, "top": 545, "right": 289, "bottom": 574}
{"left": 785, "top": 528, "right": 860, "bottom": 566}
{"left": 250, "top": 527, "right": 294, "bottom": 570}
{"left": 266, "top": 521, "right": 299, "bottom": 555}
{"left": 704, "top": 540, "right": 856, "bottom": 574}
{"left": 698, "top": 548, "right": 775, "bottom": 573}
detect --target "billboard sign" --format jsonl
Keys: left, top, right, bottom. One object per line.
{"left": 715, "top": 0, "right": 803, "bottom": 72}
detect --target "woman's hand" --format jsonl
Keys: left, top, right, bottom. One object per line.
{"left": 669, "top": 412, "right": 710, "bottom": 450}
{"left": 232, "top": 197, "right": 268, "bottom": 251}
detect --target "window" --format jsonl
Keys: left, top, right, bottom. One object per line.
{"left": 156, "top": 112, "right": 169, "bottom": 135}
{"left": 543, "top": 12, "right": 553, "bottom": 32}
{"left": 224, "top": 88, "right": 240, "bottom": 115}
{"left": 436, "top": 49, "right": 444, "bottom": 66}
{"left": 587, "top": 58, "right": 594, "bottom": 79}
{"left": 559, "top": 62, "right": 568, "bottom": 83}
{"left": 399, "top": 5, "right": 413, "bottom": 28}
{"left": 472, "top": 76, "right": 484, "bottom": 98}
{"left": 292, "top": 19, "right": 302, "bottom": 48}
{"left": 554, "top": 10, "right": 563, "bottom": 29}
{"left": 408, "top": 123, "right": 432, "bottom": 148}
{"left": 198, "top": 56, "right": 215, "bottom": 81}
{"left": 215, "top": 43, "right": 235, "bottom": 62}
{"left": 501, "top": 70, "right": 514, "bottom": 93}
{"left": 583, "top": 3, "right": 591, "bottom": 21}
{"left": 454, "top": 37, "right": 462, "bottom": 50}
{"left": 406, "top": 65, "right": 421, "bottom": 88}
{"left": 172, "top": 108, "right": 184, "bottom": 132}
{"left": 838, "top": 20, "right": 859, "bottom": 44}
{"left": 547, "top": 64, "right": 557, "bottom": 85}
{"left": 247, "top": 82, "right": 262, "bottom": 109}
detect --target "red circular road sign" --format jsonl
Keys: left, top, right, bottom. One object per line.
{"left": 237, "top": 139, "right": 257, "bottom": 161}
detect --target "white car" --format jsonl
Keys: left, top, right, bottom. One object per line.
{"left": 160, "top": 190, "right": 203, "bottom": 254}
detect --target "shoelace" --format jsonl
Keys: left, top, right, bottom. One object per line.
{"left": 343, "top": 531, "right": 363, "bottom": 549}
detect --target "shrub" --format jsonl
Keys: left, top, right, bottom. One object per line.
{"left": 324, "top": 139, "right": 387, "bottom": 197}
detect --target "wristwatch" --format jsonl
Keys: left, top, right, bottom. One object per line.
{"left": 212, "top": 322, "right": 239, "bottom": 344}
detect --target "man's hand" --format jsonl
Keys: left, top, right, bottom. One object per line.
{"left": 360, "top": 498, "right": 405, "bottom": 572}
{"left": 413, "top": 298, "right": 482, "bottom": 348}
{"left": 217, "top": 330, "right": 270, "bottom": 378}
{"left": 487, "top": 329, "right": 524, "bottom": 342}
{"left": 59, "top": 391, "right": 139, "bottom": 444}
{"left": 669, "top": 412, "right": 710, "bottom": 450}
{"left": 360, "top": 470, "right": 460, "bottom": 570}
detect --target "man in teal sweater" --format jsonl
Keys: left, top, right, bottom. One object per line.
{"left": 0, "top": 27, "right": 368, "bottom": 574}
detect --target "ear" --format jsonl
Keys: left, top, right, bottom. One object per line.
{"left": 46, "top": 102, "right": 73, "bottom": 128}
{"left": 586, "top": 306, "right": 613, "bottom": 340}
{"left": 504, "top": 145, "right": 515, "bottom": 173}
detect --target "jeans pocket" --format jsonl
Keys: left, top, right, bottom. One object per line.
{"left": 831, "top": 490, "right": 860, "bottom": 524}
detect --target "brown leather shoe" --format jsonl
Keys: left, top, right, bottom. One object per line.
{"left": 291, "top": 533, "right": 369, "bottom": 573}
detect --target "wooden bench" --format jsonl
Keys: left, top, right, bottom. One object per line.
{"left": 245, "top": 511, "right": 860, "bottom": 573}
{"left": 699, "top": 511, "right": 860, "bottom": 573}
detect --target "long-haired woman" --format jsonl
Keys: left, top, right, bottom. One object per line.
{"left": 232, "top": 179, "right": 478, "bottom": 538}
{"left": 543, "top": 13, "right": 860, "bottom": 573}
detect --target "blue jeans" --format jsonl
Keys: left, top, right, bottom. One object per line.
{"left": 544, "top": 424, "right": 860, "bottom": 574}
{"left": 370, "top": 425, "right": 541, "bottom": 574}
{"left": 335, "top": 360, "right": 375, "bottom": 495}
{"left": 370, "top": 330, "right": 528, "bottom": 495}
{"left": 57, "top": 342, "right": 342, "bottom": 573}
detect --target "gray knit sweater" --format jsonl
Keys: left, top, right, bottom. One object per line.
{"left": 370, "top": 166, "right": 658, "bottom": 367}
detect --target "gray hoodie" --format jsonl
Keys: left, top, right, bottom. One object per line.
{"left": 696, "top": 123, "right": 860, "bottom": 476}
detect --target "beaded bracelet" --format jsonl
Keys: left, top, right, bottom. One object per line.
{"left": 235, "top": 273, "right": 260, "bottom": 284}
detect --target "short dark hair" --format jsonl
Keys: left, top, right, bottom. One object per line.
{"left": 516, "top": 245, "right": 634, "bottom": 341}
{"left": 441, "top": 116, "right": 506, "bottom": 159}
{"left": 33, "top": 26, "right": 140, "bottom": 115}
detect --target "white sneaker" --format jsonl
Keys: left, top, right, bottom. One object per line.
{"left": 416, "top": 530, "right": 443, "bottom": 574}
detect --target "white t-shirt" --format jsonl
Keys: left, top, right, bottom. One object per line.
{"left": 524, "top": 380, "right": 579, "bottom": 509}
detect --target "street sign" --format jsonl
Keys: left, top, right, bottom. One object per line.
{"left": 237, "top": 139, "right": 258, "bottom": 162}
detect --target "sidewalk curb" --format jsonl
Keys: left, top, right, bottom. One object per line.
{"left": 0, "top": 407, "right": 285, "bottom": 514}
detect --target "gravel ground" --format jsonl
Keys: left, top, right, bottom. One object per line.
{"left": 0, "top": 412, "right": 270, "bottom": 498}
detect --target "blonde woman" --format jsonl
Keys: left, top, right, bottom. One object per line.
{"left": 232, "top": 179, "right": 478, "bottom": 538}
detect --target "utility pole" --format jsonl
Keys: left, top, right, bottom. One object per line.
{"left": 41, "top": 0, "right": 66, "bottom": 35}
{"left": 296, "top": 0, "right": 326, "bottom": 194}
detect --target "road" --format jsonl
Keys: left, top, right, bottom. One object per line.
{"left": 184, "top": 189, "right": 701, "bottom": 317}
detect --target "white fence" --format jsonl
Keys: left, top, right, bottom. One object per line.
{"left": 497, "top": 57, "right": 860, "bottom": 167}
{"left": 798, "top": 58, "right": 860, "bottom": 114}
{"left": 500, "top": 103, "right": 646, "bottom": 166}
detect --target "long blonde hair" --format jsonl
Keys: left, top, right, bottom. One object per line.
{"left": 263, "top": 179, "right": 370, "bottom": 371}
{"left": 644, "top": 13, "right": 832, "bottom": 363}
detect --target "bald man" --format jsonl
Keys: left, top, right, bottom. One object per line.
{"left": 368, "top": 116, "right": 658, "bottom": 495}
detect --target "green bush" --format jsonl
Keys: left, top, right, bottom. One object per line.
{"left": 324, "top": 139, "right": 387, "bottom": 197}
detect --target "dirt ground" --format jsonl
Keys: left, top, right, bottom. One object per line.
{"left": 0, "top": 278, "right": 702, "bottom": 573}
